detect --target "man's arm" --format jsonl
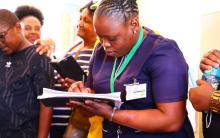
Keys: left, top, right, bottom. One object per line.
{"left": 32, "top": 53, "right": 55, "bottom": 138}
{"left": 38, "top": 102, "right": 53, "bottom": 138}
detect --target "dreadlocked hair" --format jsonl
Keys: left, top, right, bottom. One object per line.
{"left": 95, "top": 0, "right": 138, "bottom": 22}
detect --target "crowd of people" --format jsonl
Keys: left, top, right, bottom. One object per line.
{"left": 0, "top": 0, "right": 220, "bottom": 138}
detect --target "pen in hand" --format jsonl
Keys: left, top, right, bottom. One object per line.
{"left": 82, "top": 74, "right": 85, "bottom": 85}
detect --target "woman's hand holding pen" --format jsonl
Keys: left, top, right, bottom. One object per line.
{"left": 58, "top": 76, "right": 75, "bottom": 89}
{"left": 67, "top": 81, "right": 114, "bottom": 120}
{"left": 68, "top": 81, "right": 92, "bottom": 93}
{"left": 67, "top": 81, "right": 94, "bottom": 117}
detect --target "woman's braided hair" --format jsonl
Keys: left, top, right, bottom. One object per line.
{"left": 95, "top": 0, "right": 138, "bottom": 22}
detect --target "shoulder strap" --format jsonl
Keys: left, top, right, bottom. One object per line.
{"left": 67, "top": 41, "right": 83, "bottom": 53}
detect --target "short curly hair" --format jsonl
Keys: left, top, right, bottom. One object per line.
{"left": 15, "top": 5, "right": 44, "bottom": 26}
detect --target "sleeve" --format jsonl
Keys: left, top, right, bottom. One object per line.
{"left": 85, "top": 43, "right": 102, "bottom": 89}
{"left": 85, "top": 48, "right": 96, "bottom": 89}
{"left": 148, "top": 40, "right": 188, "bottom": 102}
{"left": 31, "top": 54, "right": 54, "bottom": 96}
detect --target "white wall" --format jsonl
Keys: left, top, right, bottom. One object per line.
{"left": 201, "top": 0, "right": 220, "bottom": 55}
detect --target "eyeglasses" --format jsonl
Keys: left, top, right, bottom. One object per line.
{"left": 0, "top": 26, "right": 13, "bottom": 42}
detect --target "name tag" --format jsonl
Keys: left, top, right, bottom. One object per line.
{"left": 125, "top": 83, "right": 147, "bottom": 101}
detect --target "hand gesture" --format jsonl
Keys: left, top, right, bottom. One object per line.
{"left": 67, "top": 81, "right": 113, "bottom": 119}
{"left": 35, "top": 38, "right": 55, "bottom": 58}
{"left": 57, "top": 76, "right": 75, "bottom": 89}
{"left": 189, "top": 80, "right": 214, "bottom": 111}
{"left": 67, "top": 99, "right": 114, "bottom": 120}
{"left": 200, "top": 49, "right": 220, "bottom": 71}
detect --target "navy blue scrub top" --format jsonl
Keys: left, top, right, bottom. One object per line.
{"left": 86, "top": 28, "right": 194, "bottom": 138}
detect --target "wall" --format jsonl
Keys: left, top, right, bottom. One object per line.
{"left": 201, "top": 11, "right": 220, "bottom": 56}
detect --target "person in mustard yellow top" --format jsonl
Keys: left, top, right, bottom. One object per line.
{"left": 62, "top": 1, "right": 103, "bottom": 138}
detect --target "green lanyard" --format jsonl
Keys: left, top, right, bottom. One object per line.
{"left": 110, "top": 27, "right": 144, "bottom": 93}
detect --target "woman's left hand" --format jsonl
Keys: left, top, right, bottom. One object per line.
{"left": 35, "top": 38, "right": 55, "bottom": 58}
{"left": 67, "top": 81, "right": 113, "bottom": 119}
{"left": 67, "top": 99, "right": 113, "bottom": 119}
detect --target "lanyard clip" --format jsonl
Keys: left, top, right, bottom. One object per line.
{"left": 132, "top": 77, "right": 139, "bottom": 84}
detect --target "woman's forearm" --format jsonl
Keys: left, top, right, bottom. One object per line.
{"left": 111, "top": 101, "right": 186, "bottom": 133}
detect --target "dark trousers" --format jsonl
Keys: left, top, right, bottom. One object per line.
{"left": 50, "top": 125, "right": 66, "bottom": 138}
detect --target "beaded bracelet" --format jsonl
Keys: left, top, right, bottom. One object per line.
{"left": 210, "top": 91, "right": 220, "bottom": 114}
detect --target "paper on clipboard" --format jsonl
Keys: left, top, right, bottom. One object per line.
{"left": 38, "top": 88, "right": 122, "bottom": 107}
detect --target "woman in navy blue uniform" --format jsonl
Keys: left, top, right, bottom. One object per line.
{"left": 68, "top": 0, "right": 194, "bottom": 137}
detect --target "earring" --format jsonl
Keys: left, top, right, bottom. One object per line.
{"left": 133, "top": 30, "right": 137, "bottom": 34}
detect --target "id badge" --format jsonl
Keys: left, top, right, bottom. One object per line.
{"left": 125, "top": 83, "right": 147, "bottom": 101}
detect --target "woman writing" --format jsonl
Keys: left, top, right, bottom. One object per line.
{"left": 68, "top": 0, "right": 194, "bottom": 137}
{"left": 62, "top": 2, "right": 103, "bottom": 138}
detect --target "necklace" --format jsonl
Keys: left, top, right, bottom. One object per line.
{"left": 114, "top": 56, "right": 125, "bottom": 76}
